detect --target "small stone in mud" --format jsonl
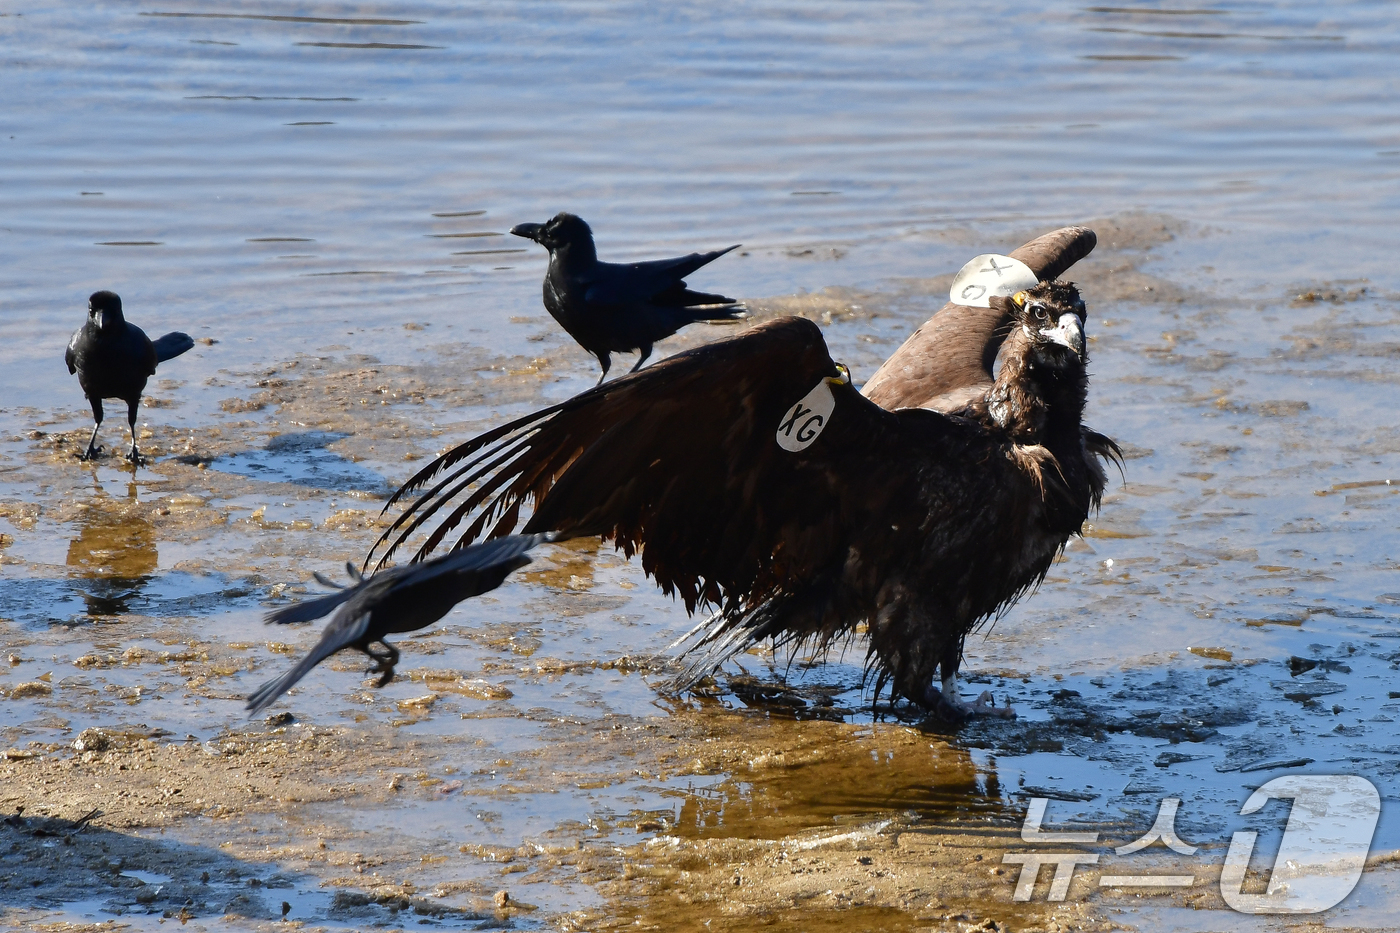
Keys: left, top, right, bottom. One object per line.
{"left": 73, "top": 728, "right": 111, "bottom": 753}
{"left": 494, "top": 890, "right": 511, "bottom": 908}
{"left": 9, "top": 681, "right": 52, "bottom": 699}
{"left": 265, "top": 711, "right": 294, "bottom": 726}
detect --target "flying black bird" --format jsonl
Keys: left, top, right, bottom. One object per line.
{"left": 510, "top": 212, "right": 745, "bottom": 384}
{"left": 246, "top": 533, "right": 552, "bottom": 714}
{"left": 65, "top": 291, "right": 195, "bottom": 463}
{"left": 368, "top": 232, "right": 1118, "bottom": 720}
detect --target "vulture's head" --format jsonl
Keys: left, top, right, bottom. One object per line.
{"left": 1011, "top": 280, "right": 1086, "bottom": 373}
{"left": 87, "top": 290, "right": 124, "bottom": 331}
{"left": 510, "top": 212, "right": 596, "bottom": 260}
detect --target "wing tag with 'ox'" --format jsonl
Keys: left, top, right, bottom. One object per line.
{"left": 776, "top": 378, "right": 836, "bottom": 452}
{"left": 949, "top": 253, "right": 1039, "bottom": 308}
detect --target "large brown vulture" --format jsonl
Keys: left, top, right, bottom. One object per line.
{"left": 368, "top": 227, "right": 1118, "bottom": 720}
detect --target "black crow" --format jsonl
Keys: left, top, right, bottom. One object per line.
{"left": 65, "top": 291, "right": 195, "bottom": 463}
{"left": 510, "top": 212, "right": 745, "bottom": 384}
{"left": 367, "top": 230, "right": 1118, "bottom": 722}
{"left": 246, "top": 533, "right": 552, "bottom": 714}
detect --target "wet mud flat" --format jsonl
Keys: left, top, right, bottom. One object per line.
{"left": 4, "top": 215, "right": 1400, "bottom": 930}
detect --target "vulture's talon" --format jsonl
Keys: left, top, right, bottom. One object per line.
{"left": 927, "top": 686, "right": 1016, "bottom": 722}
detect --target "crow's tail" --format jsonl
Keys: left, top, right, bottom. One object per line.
{"left": 680, "top": 297, "right": 747, "bottom": 323}
{"left": 152, "top": 332, "right": 195, "bottom": 363}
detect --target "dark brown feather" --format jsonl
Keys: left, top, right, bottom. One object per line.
{"left": 373, "top": 280, "right": 1117, "bottom": 708}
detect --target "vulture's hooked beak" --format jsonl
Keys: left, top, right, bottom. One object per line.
{"left": 826, "top": 363, "right": 852, "bottom": 386}
{"left": 1040, "top": 314, "right": 1085, "bottom": 359}
{"left": 510, "top": 222, "right": 545, "bottom": 242}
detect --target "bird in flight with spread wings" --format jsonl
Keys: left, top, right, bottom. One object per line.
{"left": 368, "top": 227, "right": 1119, "bottom": 721}
{"left": 247, "top": 534, "right": 551, "bottom": 714}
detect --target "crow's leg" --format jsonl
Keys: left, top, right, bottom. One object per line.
{"left": 594, "top": 352, "right": 612, "bottom": 387}
{"left": 628, "top": 344, "right": 653, "bottom": 374}
{"left": 79, "top": 397, "right": 104, "bottom": 461}
{"left": 365, "top": 640, "right": 400, "bottom": 688}
{"left": 124, "top": 398, "right": 143, "bottom": 465}
{"left": 924, "top": 643, "right": 1015, "bottom": 722}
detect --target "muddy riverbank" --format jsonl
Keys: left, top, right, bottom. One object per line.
{"left": 4, "top": 213, "right": 1400, "bottom": 930}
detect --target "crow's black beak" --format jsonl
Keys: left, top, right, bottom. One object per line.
{"left": 510, "top": 222, "right": 545, "bottom": 242}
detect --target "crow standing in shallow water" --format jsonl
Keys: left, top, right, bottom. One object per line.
{"left": 511, "top": 212, "right": 745, "bottom": 384}
{"left": 65, "top": 291, "right": 194, "bottom": 464}
{"left": 370, "top": 229, "right": 1119, "bottom": 721}
{"left": 246, "top": 533, "right": 552, "bottom": 714}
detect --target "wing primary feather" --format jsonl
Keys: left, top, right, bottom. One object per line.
{"left": 386, "top": 373, "right": 638, "bottom": 510}
{"left": 264, "top": 588, "right": 357, "bottom": 625}
{"left": 406, "top": 443, "right": 558, "bottom": 563}
{"left": 381, "top": 403, "right": 565, "bottom": 509}
{"left": 665, "top": 609, "right": 723, "bottom": 651}
{"left": 246, "top": 611, "right": 370, "bottom": 714}
{"left": 381, "top": 426, "right": 541, "bottom": 533}
{"left": 370, "top": 439, "right": 542, "bottom": 569}
{"left": 392, "top": 532, "right": 551, "bottom": 589}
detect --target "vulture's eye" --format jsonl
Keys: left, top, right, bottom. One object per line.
{"left": 1029, "top": 302, "right": 1049, "bottom": 323}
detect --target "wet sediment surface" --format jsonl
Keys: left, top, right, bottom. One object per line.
{"left": 5, "top": 1, "right": 1400, "bottom": 929}
{"left": 5, "top": 220, "right": 1400, "bottom": 929}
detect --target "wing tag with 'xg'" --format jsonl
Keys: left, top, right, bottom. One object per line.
{"left": 776, "top": 378, "right": 836, "bottom": 452}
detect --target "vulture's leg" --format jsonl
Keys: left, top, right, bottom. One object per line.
{"left": 926, "top": 644, "right": 1016, "bottom": 722}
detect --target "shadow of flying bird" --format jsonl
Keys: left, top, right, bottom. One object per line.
{"left": 246, "top": 533, "right": 552, "bottom": 714}
{"left": 511, "top": 212, "right": 746, "bottom": 384}
{"left": 369, "top": 229, "right": 1118, "bottom": 721}
{"left": 65, "top": 291, "right": 194, "bottom": 464}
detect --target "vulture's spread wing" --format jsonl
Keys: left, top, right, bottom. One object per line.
{"left": 370, "top": 317, "right": 962, "bottom": 614}
{"left": 861, "top": 225, "right": 1097, "bottom": 412}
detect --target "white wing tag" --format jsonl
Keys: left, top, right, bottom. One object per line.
{"left": 949, "top": 253, "right": 1039, "bottom": 308}
{"left": 776, "top": 378, "right": 835, "bottom": 452}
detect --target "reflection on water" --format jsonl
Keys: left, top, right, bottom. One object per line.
{"left": 65, "top": 475, "right": 157, "bottom": 617}
{"left": 670, "top": 723, "right": 1003, "bottom": 841}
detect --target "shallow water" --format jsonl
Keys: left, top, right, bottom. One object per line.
{"left": 2, "top": 1, "right": 1400, "bottom": 929}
